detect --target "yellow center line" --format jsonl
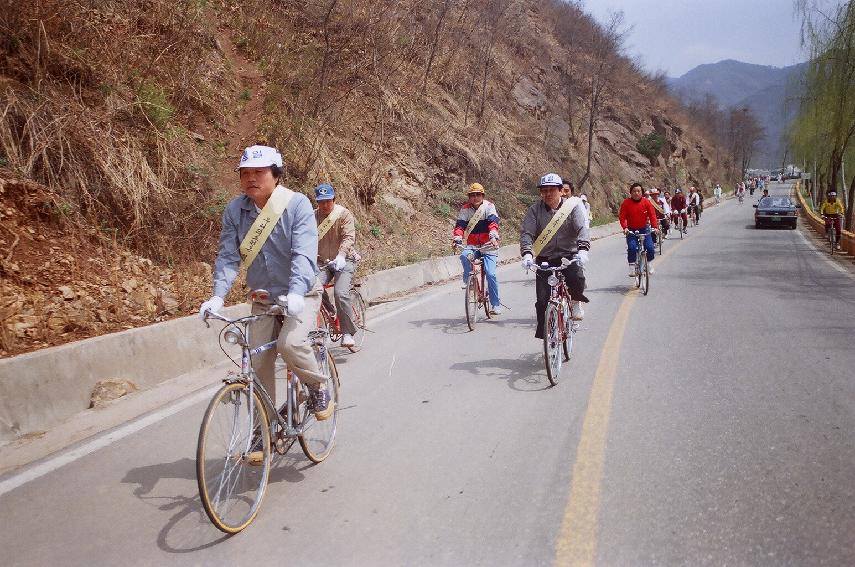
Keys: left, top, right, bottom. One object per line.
{"left": 553, "top": 224, "right": 702, "bottom": 566}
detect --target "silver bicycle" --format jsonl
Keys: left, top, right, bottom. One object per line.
{"left": 197, "top": 289, "right": 340, "bottom": 533}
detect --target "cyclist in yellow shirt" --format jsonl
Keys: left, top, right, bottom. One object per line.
{"left": 819, "top": 191, "right": 846, "bottom": 250}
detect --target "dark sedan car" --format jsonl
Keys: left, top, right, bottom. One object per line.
{"left": 754, "top": 196, "right": 799, "bottom": 228}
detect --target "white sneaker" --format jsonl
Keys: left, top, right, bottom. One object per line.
{"left": 628, "top": 264, "right": 637, "bottom": 277}
{"left": 460, "top": 282, "right": 468, "bottom": 289}
{"left": 570, "top": 301, "right": 584, "bottom": 321}
{"left": 341, "top": 333, "right": 355, "bottom": 347}
{"left": 649, "top": 266, "right": 655, "bottom": 275}
{"left": 490, "top": 305, "right": 503, "bottom": 315}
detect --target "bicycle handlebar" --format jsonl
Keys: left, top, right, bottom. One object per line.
{"left": 533, "top": 257, "right": 581, "bottom": 272}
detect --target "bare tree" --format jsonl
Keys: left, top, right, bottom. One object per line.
{"left": 576, "top": 11, "right": 628, "bottom": 190}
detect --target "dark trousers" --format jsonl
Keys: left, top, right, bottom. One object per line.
{"left": 534, "top": 256, "right": 586, "bottom": 339}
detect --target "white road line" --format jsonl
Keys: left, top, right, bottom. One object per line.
{"left": 388, "top": 354, "right": 397, "bottom": 377}
{"left": 795, "top": 225, "right": 854, "bottom": 278}
{"left": 0, "top": 386, "right": 217, "bottom": 497}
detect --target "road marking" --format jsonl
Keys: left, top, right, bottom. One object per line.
{"left": 795, "top": 225, "right": 854, "bottom": 278}
{"left": 0, "top": 386, "right": 216, "bottom": 497}
{"left": 553, "top": 292, "right": 635, "bottom": 566}
{"left": 554, "top": 226, "right": 692, "bottom": 566}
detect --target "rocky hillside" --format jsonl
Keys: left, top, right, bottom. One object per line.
{"left": 0, "top": 0, "right": 729, "bottom": 356}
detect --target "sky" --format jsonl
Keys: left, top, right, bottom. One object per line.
{"left": 584, "top": 0, "right": 811, "bottom": 77}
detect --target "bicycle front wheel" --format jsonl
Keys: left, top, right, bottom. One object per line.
{"left": 298, "top": 350, "right": 340, "bottom": 463}
{"left": 464, "top": 275, "right": 478, "bottom": 331}
{"left": 197, "top": 382, "right": 271, "bottom": 534}
{"left": 543, "top": 303, "right": 562, "bottom": 386}
{"left": 829, "top": 228, "right": 836, "bottom": 255}
{"left": 349, "top": 290, "right": 367, "bottom": 351}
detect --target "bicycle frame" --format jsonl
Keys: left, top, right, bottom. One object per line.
{"left": 205, "top": 307, "right": 329, "bottom": 446}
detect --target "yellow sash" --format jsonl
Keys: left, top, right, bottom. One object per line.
{"left": 532, "top": 196, "right": 581, "bottom": 257}
{"left": 317, "top": 204, "right": 344, "bottom": 240}
{"left": 239, "top": 185, "right": 294, "bottom": 269}
{"left": 463, "top": 202, "right": 488, "bottom": 242}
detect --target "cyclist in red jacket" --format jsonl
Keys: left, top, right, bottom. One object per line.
{"left": 619, "top": 182, "right": 660, "bottom": 277}
{"left": 670, "top": 188, "right": 688, "bottom": 233}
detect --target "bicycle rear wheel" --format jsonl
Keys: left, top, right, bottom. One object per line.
{"left": 640, "top": 256, "right": 649, "bottom": 296}
{"left": 481, "top": 276, "right": 492, "bottom": 320}
{"left": 197, "top": 382, "right": 271, "bottom": 534}
{"left": 348, "top": 290, "right": 367, "bottom": 351}
{"left": 543, "top": 303, "right": 562, "bottom": 386}
{"left": 657, "top": 231, "right": 663, "bottom": 255}
{"left": 561, "top": 300, "right": 572, "bottom": 362}
{"left": 634, "top": 258, "right": 642, "bottom": 289}
{"left": 464, "top": 275, "right": 478, "bottom": 330}
{"left": 298, "top": 350, "right": 340, "bottom": 463}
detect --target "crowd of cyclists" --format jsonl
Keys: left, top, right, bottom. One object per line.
{"left": 198, "top": 144, "right": 848, "bottom": 420}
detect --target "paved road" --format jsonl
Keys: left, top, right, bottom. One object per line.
{"left": 1, "top": 182, "right": 853, "bottom": 566}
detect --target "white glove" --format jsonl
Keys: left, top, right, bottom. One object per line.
{"left": 332, "top": 254, "right": 346, "bottom": 271}
{"left": 286, "top": 292, "right": 305, "bottom": 317}
{"left": 199, "top": 296, "right": 224, "bottom": 320}
{"left": 521, "top": 253, "right": 533, "bottom": 270}
{"left": 452, "top": 235, "right": 463, "bottom": 245}
{"left": 577, "top": 250, "right": 589, "bottom": 266}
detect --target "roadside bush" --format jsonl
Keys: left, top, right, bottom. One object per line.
{"left": 636, "top": 132, "right": 665, "bottom": 160}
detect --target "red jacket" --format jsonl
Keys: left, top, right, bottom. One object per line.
{"left": 619, "top": 197, "right": 659, "bottom": 230}
{"left": 671, "top": 193, "right": 687, "bottom": 211}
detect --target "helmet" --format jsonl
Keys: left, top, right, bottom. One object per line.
{"left": 314, "top": 183, "right": 335, "bottom": 201}
{"left": 828, "top": 191, "right": 837, "bottom": 197}
{"left": 468, "top": 182, "right": 485, "bottom": 195}
{"left": 650, "top": 188, "right": 660, "bottom": 195}
{"left": 675, "top": 188, "right": 682, "bottom": 193}
{"left": 538, "top": 173, "right": 563, "bottom": 188}
{"left": 236, "top": 145, "right": 283, "bottom": 170}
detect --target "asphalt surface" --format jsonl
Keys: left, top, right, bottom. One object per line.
{"left": 1, "top": 182, "right": 853, "bottom": 566}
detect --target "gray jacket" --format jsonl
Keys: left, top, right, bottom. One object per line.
{"left": 213, "top": 192, "right": 319, "bottom": 298}
{"left": 520, "top": 198, "right": 590, "bottom": 259}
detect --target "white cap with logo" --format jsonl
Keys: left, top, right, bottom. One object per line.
{"left": 538, "top": 173, "right": 563, "bottom": 187}
{"left": 236, "top": 145, "right": 283, "bottom": 170}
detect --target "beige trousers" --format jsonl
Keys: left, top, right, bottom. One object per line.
{"left": 248, "top": 287, "right": 325, "bottom": 407}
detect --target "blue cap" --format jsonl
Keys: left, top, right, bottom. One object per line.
{"left": 314, "top": 183, "right": 335, "bottom": 201}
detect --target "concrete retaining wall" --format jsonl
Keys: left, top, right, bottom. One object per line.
{"left": 1, "top": 218, "right": 630, "bottom": 444}
{"left": 0, "top": 305, "right": 247, "bottom": 443}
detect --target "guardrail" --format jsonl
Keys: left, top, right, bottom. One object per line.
{"left": 793, "top": 181, "right": 854, "bottom": 255}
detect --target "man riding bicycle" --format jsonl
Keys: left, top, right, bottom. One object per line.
{"left": 520, "top": 173, "right": 590, "bottom": 337}
{"left": 199, "top": 145, "right": 332, "bottom": 420}
{"left": 620, "top": 182, "right": 659, "bottom": 276}
{"left": 820, "top": 190, "right": 846, "bottom": 250}
{"left": 453, "top": 182, "right": 502, "bottom": 315}
{"left": 670, "top": 188, "right": 688, "bottom": 233}
{"left": 314, "top": 183, "right": 360, "bottom": 347}
{"left": 687, "top": 186, "right": 702, "bottom": 224}
{"left": 651, "top": 188, "right": 670, "bottom": 238}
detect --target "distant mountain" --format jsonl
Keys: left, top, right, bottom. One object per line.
{"left": 668, "top": 60, "right": 807, "bottom": 167}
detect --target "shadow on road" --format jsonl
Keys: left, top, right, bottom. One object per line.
{"left": 586, "top": 285, "right": 634, "bottom": 296}
{"left": 121, "top": 452, "right": 315, "bottom": 553}
{"left": 450, "top": 351, "right": 553, "bottom": 392}
{"left": 407, "top": 316, "right": 470, "bottom": 334}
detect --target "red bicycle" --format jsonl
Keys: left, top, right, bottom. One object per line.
{"left": 534, "top": 258, "right": 580, "bottom": 386}
{"left": 455, "top": 244, "right": 493, "bottom": 331}
{"left": 317, "top": 266, "right": 367, "bottom": 352}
